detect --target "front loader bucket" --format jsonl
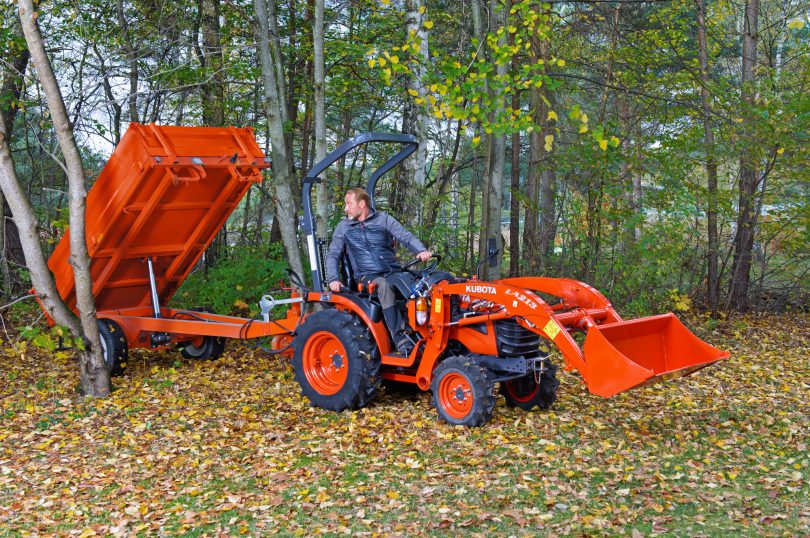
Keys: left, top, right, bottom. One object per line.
{"left": 582, "top": 313, "right": 729, "bottom": 398}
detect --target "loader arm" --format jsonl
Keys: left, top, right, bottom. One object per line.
{"left": 426, "top": 278, "right": 728, "bottom": 398}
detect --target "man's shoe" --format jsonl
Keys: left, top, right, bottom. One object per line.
{"left": 393, "top": 332, "right": 416, "bottom": 357}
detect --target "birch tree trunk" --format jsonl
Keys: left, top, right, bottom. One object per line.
{"left": 17, "top": 0, "right": 110, "bottom": 396}
{"left": 728, "top": 0, "right": 760, "bottom": 310}
{"left": 401, "top": 0, "right": 430, "bottom": 226}
{"left": 313, "top": 0, "right": 329, "bottom": 239}
{"left": 253, "top": 0, "right": 305, "bottom": 280}
{"left": 696, "top": 0, "right": 720, "bottom": 312}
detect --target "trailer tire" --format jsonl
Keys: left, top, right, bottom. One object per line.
{"left": 501, "top": 360, "right": 559, "bottom": 411}
{"left": 431, "top": 356, "right": 495, "bottom": 427}
{"left": 180, "top": 307, "right": 226, "bottom": 360}
{"left": 180, "top": 336, "right": 226, "bottom": 360}
{"left": 292, "top": 310, "right": 381, "bottom": 412}
{"left": 97, "top": 319, "right": 127, "bottom": 376}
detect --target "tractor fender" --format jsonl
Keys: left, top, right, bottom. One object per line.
{"left": 305, "top": 291, "right": 391, "bottom": 355}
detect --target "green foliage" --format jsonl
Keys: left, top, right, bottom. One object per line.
{"left": 171, "top": 243, "right": 291, "bottom": 317}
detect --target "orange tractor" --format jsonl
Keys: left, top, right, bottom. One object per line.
{"left": 294, "top": 134, "right": 729, "bottom": 425}
{"left": 40, "top": 126, "right": 728, "bottom": 427}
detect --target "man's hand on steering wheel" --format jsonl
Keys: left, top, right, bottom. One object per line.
{"left": 417, "top": 250, "right": 432, "bottom": 262}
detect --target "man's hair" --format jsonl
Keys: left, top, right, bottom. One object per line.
{"left": 346, "top": 187, "right": 371, "bottom": 208}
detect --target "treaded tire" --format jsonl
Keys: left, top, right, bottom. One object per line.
{"left": 97, "top": 319, "right": 127, "bottom": 376}
{"left": 501, "top": 360, "right": 559, "bottom": 411}
{"left": 292, "top": 310, "right": 381, "bottom": 412}
{"left": 180, "top": 307, "right": 226, "bottom": 360}
{"left": 180, "top": 335, "right": 226, "bottom": 360}
{"left": 430, "top": 355, "right": 495, "bottom": 427}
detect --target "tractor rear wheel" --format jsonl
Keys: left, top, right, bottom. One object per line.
{"left": 501, "top": 360, "right": 559, "bottom": 411}
{"left": 97, "top": 318, "right": 127, "bottom": 376}
{"left": 292, "top": 311, "right": 381, "bottom": 412}
{"left": 431, "top": 356, "right": 495, "bottom": 427}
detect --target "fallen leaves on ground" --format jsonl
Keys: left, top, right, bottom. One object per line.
{"left": 0, "top": 313, "right": 807, "bottom": 536}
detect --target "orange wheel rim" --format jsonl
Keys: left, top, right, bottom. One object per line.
{"left": 438, "top": 372, "right": 473, "bottom": 419}
{"left": 302, "top": 331, "right": 348, "bottom": 395}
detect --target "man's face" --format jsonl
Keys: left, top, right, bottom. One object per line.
{"left": 344, "top": 193, "right": 365, "bottom": 221}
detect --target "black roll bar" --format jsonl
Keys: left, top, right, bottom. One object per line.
{"left": 301, "top": 132, "right": 418, "bottom": 291}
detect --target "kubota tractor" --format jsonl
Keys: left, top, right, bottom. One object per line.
{"left": 291, "top": 134, "right": 728, "bottom": 426}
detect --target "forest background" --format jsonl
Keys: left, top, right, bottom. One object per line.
{"left": 0, "top": 0, "right": 807, "bottom": 333}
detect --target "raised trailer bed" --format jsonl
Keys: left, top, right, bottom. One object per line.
{"left": 39, "top": 123, "right": 299, "bottom": 371}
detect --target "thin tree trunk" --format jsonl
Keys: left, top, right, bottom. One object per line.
{"left": 313, "top": 0, "right": 329, "bottom": 238}
{"left": 254, "top": 0, "right": 305, "bottom": 280}
{"left": 199, "top": 0, "right": 225, "bottom": 126}
{"left": 401, "top": 0, "right": 430, "bottom": 226}
{"left": 0, "top": 18, "right": 29, "bottom": 297}
{"left": 696, "top": 0, "right": 719, "bottom": 312}
{"left": 17, "top": 0, "right": 109, "bottom": 396}
{"left": 115, "top": 0, "right": 139, "bottom": 123}
{"left": 728, "top": 0, "right": 760, "bottom": 311}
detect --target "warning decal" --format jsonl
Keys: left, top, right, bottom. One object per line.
{"left": 543, "top": 320, "right": 561, "bottom": 340}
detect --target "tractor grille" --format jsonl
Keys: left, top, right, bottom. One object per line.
{"left": 494, "top": 319, "right": 541, "bottom": 357}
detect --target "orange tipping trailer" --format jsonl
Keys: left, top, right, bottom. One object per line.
{"left": 38, "top": 124, "right": 300, "bottom": 372}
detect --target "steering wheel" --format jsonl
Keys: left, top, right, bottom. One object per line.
{"left": 401, "top": 254, "right": 441, "bottom": 274}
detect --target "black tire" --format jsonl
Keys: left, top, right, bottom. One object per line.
{"left": 180, "top": 307, "right": 226, "bottom": 360}
{"left": 500, "top": 360, "right": 559, "bottom": 411}
{"left": 292, "top": 310, "right": 381, "bottom": 412}
{"left": 97, "top": 319, "right": 127, "bottom": 376}
{"left": 430, "top": 356, "right": 496, "bottom": 427}
{"left": 180, "top": 335, "right": 226, "bottom": 360}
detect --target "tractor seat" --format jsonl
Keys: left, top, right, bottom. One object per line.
{"left": 356, "top": 272, "right": 416, "bottom": 300}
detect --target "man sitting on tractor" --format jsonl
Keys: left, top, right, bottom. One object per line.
{"left": 325, "top": 187, "right": 432, "bottom": 354}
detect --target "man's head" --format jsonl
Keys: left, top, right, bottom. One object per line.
{"left": 344, "top": 188, "right": 371, "bottom": 221}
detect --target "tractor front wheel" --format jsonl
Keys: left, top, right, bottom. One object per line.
{"left": 431, "top": 356, "right": 495, "bottom": 427}
{"left": 501, "top": 360, "right": 559, "bottom": 411}
{"left": 292, "top": 311, "right": 381, "bottom": 412}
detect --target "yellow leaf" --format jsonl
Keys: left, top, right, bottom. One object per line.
{"left": 390, "top": 55, "right": 399, "bottom": 64}
{"left": 386, "top": 491, "right": 400, "bottom": 499}
{"left": 472, "top": 136, "right": 481, "bottom": 145}
{"left": 776, "top": 147, "right": 785, "bottom": 155}
{"left": 368, "top": 59, "right": 376, "bottom": 68}
{"left": 414, "top": 97, "right": 425, "bottom": 105}
{"left": 418, "top": 5, "right": 425, "bottom": 14}
{"left": 378, "top": 57, "right": 387, "bottom": 67}
{"left": 787, "top": 19, "right": 805, "bottom": 30}
{"left": 407, "top": 88, "right": 419, "bottom": 97}
{"left": 580, "top": 113, "right": 589, "bottom": 123}
{"left": 544, "top": 134, "right": 554, "bottom": 152}
{"left": 547, "top": 110, "right": 558, "bottom": 122}
{"left": 424, "top": 20, "right": 434, "bottom": 30}
{"left": 610, "top": 135, "right": 621, "bottom": 147}
{"left": 599, "top": 139, "right": 608, "bottom": 151}
{"left": 579, "top": 125, "right": 588, "bottom": 134}
{"left": 557, "top": 59, "right": 566, "bottom": 67}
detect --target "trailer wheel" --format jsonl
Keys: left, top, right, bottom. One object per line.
{"left": 431, "top": 356, "right": 495, "bottom": 427}
{"left": 292, "top": 310, "right": 381, "bottom": 412}
{"left": 97, "top": 319, "right": 127, "bottom": 376}
{"left": 501, "top": 361, "right": 559, "bottom": 411}
{"left": 180, "top": 336, "right": 226, "bottom": 360}
{"left": 180, "top": 307, "right": 226, "bottom": 360}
